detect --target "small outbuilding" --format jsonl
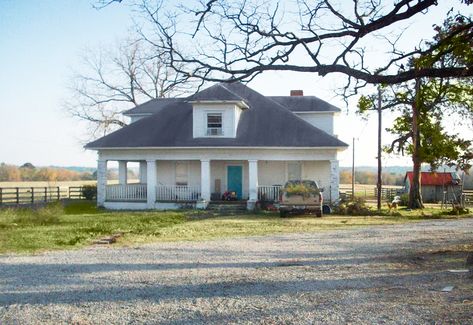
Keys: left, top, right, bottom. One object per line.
{"left": 404, "top": 171, "right": 462, "bottom": 203}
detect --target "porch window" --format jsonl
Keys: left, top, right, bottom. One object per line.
{"left": 207, "top": 113, "right": 223, "bottom": 136}
{"left": 175, "top": 162, "right": 188, "bottom": 186}
{"left": 287, "top": 162, "right": 302, "bottom": 181}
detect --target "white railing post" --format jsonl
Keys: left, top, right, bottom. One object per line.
{"left": 330, "top": 160, "right": 340, "bottom": 203}
{"left": 97, "top": 159, "right": 107, "bottom": 206}
{"left": 248, "top": 160, "right": 258, "bottom": 202}
{"left": 105, "top": 184, "right": 147, "bottom": 201}
{"left": 247, "top": 160, "right": 258, "bottom": 210}
{"left": 147, "top": 160, "right": 157, "bottom": 208}
{"left": 257, "top": 185, "right": 282, "bottom": 202}
{"left": 118, "top": 161, "right": 128, "bottom": 185}
{"left": 156, "top": 185, "right": 201, "bottom": 202}
{"left": 201, "top": 160, "right": 211, "bottom": 202}
{"left": 139, "top": 161, "right": 147, "bottom": 184}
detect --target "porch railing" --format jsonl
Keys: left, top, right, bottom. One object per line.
{"left": 105, "top": 184, "right": 147, "bottom": 201}
{"left": 258, "top": 185, "right": 282, "bottom": 202}
{"left": 156, "top": 185, "right": 201, "bottom": 201}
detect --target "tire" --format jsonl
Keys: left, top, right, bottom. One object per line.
{"left": 280, "top": 210, "right": 288, "bottom": 218}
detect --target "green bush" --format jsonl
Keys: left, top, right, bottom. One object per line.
{"left": 399, "top": 193, "right": 409, "bottom": 206}
{"left": 334, "top": 197, "right": 374, "bottom": 216}
{"left": 81, "top": 185, "right": 97, "bottom": 200}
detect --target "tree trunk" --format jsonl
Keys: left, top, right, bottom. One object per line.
{"left": 408, "top": 79, "right": 425, "bottom": 209}
{"left": 377, "top": 86, "right": 382, "bottom": 211}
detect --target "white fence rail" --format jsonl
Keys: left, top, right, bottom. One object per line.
{"left": 106, "top": 184, "right": 147, "bottom": 201}
{"left": 258, "top": 185, "right": 282, "bottom": 202}
{"left": 156, "top": 185, "right": 201, "bottom": 201}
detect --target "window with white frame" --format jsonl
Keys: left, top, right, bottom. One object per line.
{"left": 175, "top": 162, "right": 188, "bottom": 186}
{"left": 207, "top": 113, "right": 223, "bottom": 135}
{"left": 287, "top": 162, "right": 302, "bottom": 181}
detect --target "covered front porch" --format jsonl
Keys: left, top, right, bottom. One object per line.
{"left": 96, "top": 149, "right": 340, "bottom": 210}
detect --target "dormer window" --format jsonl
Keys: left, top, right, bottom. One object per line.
{"left": 207, "top": 113, "right": 223, "bottom": 136}
{"left": 192, "top": 101, "right": 247, "bottom": 138}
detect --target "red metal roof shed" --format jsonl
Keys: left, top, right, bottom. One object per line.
{"left": 405, "top": 172, "right": 460, "bottom": 186}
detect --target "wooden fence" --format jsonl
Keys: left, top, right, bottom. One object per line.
{"left": 0, "top": 186, "right": 91, "bottom": 206}
{"left": 374, "top": 188, "right": 402, "bottom": 201}
{"left": 339, "top": 185, "right": 403, "bottom": 201}
{"left": 462, "top": 190, "right": 473, "bottom": 207}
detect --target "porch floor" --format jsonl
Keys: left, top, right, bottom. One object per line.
{"left": 209, "top": 200, "right": 248, "bottom": 204}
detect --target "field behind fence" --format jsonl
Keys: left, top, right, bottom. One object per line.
{"left": 0, "top": 181, "right": 97, "bottom": 188}
{"left": 339, "top": 184, "right": 473, "bottom": 208}
{"left": 1, "top": 182, "right": 471, "bottom": 207}
{"left": 0, "top": 180, "right": 137, "bottom": 206}
{"left": 339, "top": 184, "right": 403, "bottom": 201}
{"left": 0, "top": 181, "right": 96, "bottom": 205}
{"left": 0, "top": 186, "right": 92, "bottom": 205}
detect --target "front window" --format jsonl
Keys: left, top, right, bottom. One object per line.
{"left": 287, "top": 162, "right": 302, "bottom": 181}
{"left": 207, "top": 113, "right": 223, "bottom": 135}
{"left": 175, "top": 162, "right": 188, "bottom": 186}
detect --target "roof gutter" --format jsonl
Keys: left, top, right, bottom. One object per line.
{"left": 85, "top": 145, "right": 348, "bottom": 151}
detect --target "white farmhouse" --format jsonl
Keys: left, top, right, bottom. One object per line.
{"left": 85, "top": 82, "right": 348, "bottom": 210}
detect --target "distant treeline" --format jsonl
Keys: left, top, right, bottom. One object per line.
{"left": 340, "top": 170, "right": 405, "bottom": 186}
{"left": 0, "top": 163, "right": 96, "bottom": 182}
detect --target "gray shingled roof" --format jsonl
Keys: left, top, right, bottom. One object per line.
{"left": 268, "top": 96, "right": 340, "bottom": 112}
{"left": 188, "top": 83, "right": 246, "bottom": 102}
{"left": 86, "top": 82, "right": 347, "bottom": 149}
{"left": 122, "top": 98, "right": 183, "bottom": 115}
{"left": 124, "top": 85, "right": 340, "bottom": 116}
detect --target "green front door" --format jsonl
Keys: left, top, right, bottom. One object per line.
{"left": 227, "top": 166, "right": 243, "bottom": 199}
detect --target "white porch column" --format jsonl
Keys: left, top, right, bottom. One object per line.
{"left": 200, "top": 159, "right": 211, "bottom": 201}
{"left": 146, "top": 160, "right": 157, "bottom": 208}
{"left": 248, "top": 159, "right": 258, "bottom": 202}
{"left": 118, "top": 161, "right": 128, "bottom": 185}
{"left": 97, "top": 159, "right": 107, "bottom": 207}
{"left": 139, "top": 161, "right": 147, "bottom": 183}
{"left": 330, "top": 159, "right": 340, "bottom": 203}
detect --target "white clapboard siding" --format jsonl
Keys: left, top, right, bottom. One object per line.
{"left": 105, "top": 184, "right": 147, "bottom": 201}
{"left": 258, "top": 185, "right": 282, "bottom": 202}
{"left": 156, "top": 185, "right": 201, "bottom": 201}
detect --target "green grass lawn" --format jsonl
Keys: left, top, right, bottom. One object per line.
{"left": 0, "top": 201, "right": 471, "bottom": 254}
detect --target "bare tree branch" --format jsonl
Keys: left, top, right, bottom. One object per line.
{"left": 65, "top": 37, "right": 196, "bottom": 139}
{"left": 131, "top": 0, "right": 472, "bottom": 98}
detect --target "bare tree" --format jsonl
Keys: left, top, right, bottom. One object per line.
{"left": 126, "top": 0, "right": 473, "bottom": 95}
{"left": 66, "top": 37, "right": 195, "bottom": 138}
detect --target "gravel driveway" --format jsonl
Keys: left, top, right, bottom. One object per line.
{"left": 1, "top": 218, "right": 473, "bottom": 324}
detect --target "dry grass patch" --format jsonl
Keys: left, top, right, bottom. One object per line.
{"left": 1, "top": 201, "right": 471, "bottom": 254}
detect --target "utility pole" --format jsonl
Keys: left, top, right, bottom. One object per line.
{"left": 377, "top": 86, "right": 382, "bottom": 211}
{"left": 352, "top": 137, "right": 355, "bottom": 201}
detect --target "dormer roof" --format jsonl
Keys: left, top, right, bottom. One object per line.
{"left": 187, "top": 83, "right": 249, "bottom": 109}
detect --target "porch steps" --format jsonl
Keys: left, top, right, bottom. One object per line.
{"left": 207, "top": 201, "right": 247, "bottom": 213}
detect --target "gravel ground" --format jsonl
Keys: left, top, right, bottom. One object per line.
{"left": 1, "top": 218, "right": 473, "bottom": 324}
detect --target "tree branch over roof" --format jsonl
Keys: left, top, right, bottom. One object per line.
{"left": 131, "top": 0, "right": 472, "bottom": 95}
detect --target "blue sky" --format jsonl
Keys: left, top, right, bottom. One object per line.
{"left": 0, "top": 0, "right": 471, "bottom": 168}
{"left": 0, "top": 0, "right": 133, "bottom": 167}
